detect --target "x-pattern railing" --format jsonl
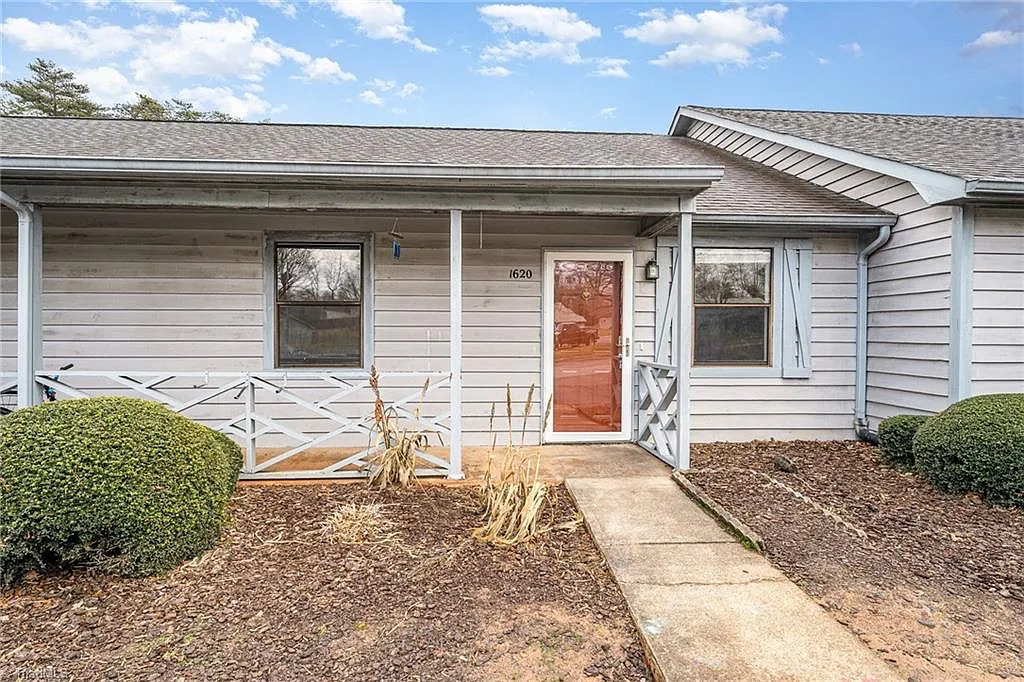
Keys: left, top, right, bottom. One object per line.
{"left": 635, "top": 360, "right": 679, "bottom": 467}
{"left": 30, "top": 370, "right": 452, "bottom": 479}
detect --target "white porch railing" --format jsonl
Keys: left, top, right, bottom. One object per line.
{"left": 635, "top": 360, "right": 679, "bottom": 467}
{"left": 20, "top": 370, "right": 452, "bottom": 480}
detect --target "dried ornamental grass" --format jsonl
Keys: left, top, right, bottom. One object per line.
{"left": 365, "top": 366, "right": 430, "bottom": 490}
{"left": 473, "top": 385, "right": 554, "bottom": 546}
{"left": 318, "top": 503, "right": 395, "bottom": 545}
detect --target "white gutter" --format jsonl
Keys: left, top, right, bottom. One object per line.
{"left": 964, "top": 178, "right": 1024, "bottom": 201}
{"left": 669, "top": 107, "right": 970, "bottom": 205}
{"left": 693, "top": 213, "right": 897, "bottom": 228}
{"left": 854, "top": 224, "right": 893, "bottom": 440}
{"left": 0, "top": 155, "right": 724, "bottom": 190}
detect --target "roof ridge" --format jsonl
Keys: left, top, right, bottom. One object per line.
{"left": 0, "top": 115, "right": 669, "bottom": 137}
{"left": 688, "top": 105, "right": 1024, "bottom": 121}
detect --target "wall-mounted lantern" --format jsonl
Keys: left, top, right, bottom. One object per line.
{"left": 644, "top": 259, "right": 660, "bottom": 281}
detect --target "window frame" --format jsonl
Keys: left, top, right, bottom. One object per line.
{"left": 690, "top": 237, "right": 785, "bottom": 379}
{"left": 263, "top": 232, "right": 374, "bottom": 372}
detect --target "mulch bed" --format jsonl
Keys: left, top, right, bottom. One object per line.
{"left": 687, "top": 440, "right": 1024, "bottom": 682}
{"left": 0, "top": 484, "right": 651, "bottom": 681}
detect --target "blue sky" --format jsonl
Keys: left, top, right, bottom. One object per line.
{"left": 1, "top": 1, "right": 1021, "bottom": 131}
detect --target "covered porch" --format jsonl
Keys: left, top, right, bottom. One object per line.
{"left": 1, "top": 165, "right": 707, "bottom": 479}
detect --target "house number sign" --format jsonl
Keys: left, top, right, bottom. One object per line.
{"left": 508, "top": 268, "right": 533, "bottom": 280}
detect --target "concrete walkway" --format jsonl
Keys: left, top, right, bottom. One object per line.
{"left": 566, "top": 476, "right": 900, "bottom": 682}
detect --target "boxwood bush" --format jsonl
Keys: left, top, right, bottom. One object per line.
{"left": 877, "top": 414, "right": 931, "bottom": 468}
{"left": 913, "top": 393, "right": 1024, "bottom": 507}
{"left": 0, "top": 397, "right": 242, "bottom": 587}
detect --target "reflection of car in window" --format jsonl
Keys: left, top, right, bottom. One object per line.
{"left": 555, "top": 322, "right": 599, "bottom": 349}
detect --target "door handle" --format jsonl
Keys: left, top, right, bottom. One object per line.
{"left": 617, "top": 337, "right": 631, "bottom": 357}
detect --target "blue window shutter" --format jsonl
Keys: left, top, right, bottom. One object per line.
{"left": 782, "top": 239, "right": 813, "bottom": 378}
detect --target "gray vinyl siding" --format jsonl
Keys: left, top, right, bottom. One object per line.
{"left": 971, "top": 208, "right": 1024, "bottom": 396}
{"left": 687, "top": 122, "right": 954, "bottom": 424}
{"left": 690, "top": 234, "right": 858, "bottom": 441}
{"left": 0, "top": 209, "right": 654, "bottom": 446}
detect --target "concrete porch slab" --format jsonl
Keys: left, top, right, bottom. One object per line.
{"left": 566, "top": 476, "right": 899, "bottom": 682}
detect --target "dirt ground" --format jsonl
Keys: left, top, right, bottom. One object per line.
{"left": 0, "top": 484, "right": 651, "bottom": 681}
{"left": 687, "top": 440, "right": 1024, "bottom": 682}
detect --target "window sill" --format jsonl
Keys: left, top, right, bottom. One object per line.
{"left": 262, "top": 366, "right": 373, "bottom": 376}
{"left": 690, "top": 366, "right": 782, "bottom": 379}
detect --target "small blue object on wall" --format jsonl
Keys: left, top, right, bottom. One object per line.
{"left": 392, "top": 240, "right": 401, "bottom": 260}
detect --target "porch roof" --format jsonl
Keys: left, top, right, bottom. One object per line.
{"left": 1, "top": 116, "right": 891, "bottom": 220}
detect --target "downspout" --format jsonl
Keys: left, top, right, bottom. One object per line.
{"left": 0, "top": 191, "right": 31, "bottom": 223}
{"left": 854, "top": 224, "right": 893, "bottom": 442}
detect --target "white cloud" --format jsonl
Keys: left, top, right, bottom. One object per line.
{"left": 479, "top": 4, "right": 600, "bottom": 43}
{"left": 482, "top": 39, "right": 582, "bottom": 64}
{"left": 369, "top": 77, "right": 397, "bottom": 91}
{"left": 597, "top": 106, "right": 617, "bottom": 119}
{"left": 78, "top": 65, "right": 141, "bottom": 104}
{"left": 1, "top": 14, "right": 353, "bottom": 117}
{"left": 81, "top": 0, "right": 191, "bottom": 13}
{"left": 0, "top": 17, "right": 136, "bottom": 59}
{"left": 475, "top": 65, "right": 512, "bottom": 77}
{"left": 591, "top": 57, "right": 629, "bottom": 78}
{"left": 358, "top": 89, "right": 385, "bottom": 106}
{"left": 841, "top": 41, "right": 863, "bottom": 57}
{"left": 300, "top": 56, "right": 356, "bottom": 82}
{"left": 177, "top": 85, "right": 271, "bottom": 118}
{"left": 962, "top": 29, "right": 1022, "bottom": 55}
{"left": 817, "top": 56, "right": 830, "bottom": 66}
{"left": 130, "top": 17, "right": 291, "bottom": 82}
{"left": 397, "top": 82, "right": 420, "bottom": 97}
{"left": 124, "top": 0, "right": 191, "bottom": 15}
{"left": 624, "top": 5, "right": 786, "bottom": 68}
{"left": 258, "top": 0, "right": 298, "bottom": 18}
{"left": 322, "top": 0, "right": 436, "bottom": 52}
{"left": 358, "top": 80, "right": 420, "bottom": 106}
{"left": 478, "top": 4, "right": 598, "bottom": 67}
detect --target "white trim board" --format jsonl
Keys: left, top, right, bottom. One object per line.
{"left": 542, "top": 250, "right": 634, "bottom": 444}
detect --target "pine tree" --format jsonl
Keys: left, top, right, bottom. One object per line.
{"left": 0, "top": 58, "right": 104, "bottom": 117}
{"left": 110, "top": 93, "right": 238, "bottom": 122}
{"left": 111, "top": 93, "right": 168, "bottom": 120}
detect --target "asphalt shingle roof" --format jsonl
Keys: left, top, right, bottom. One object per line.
{"left": 689, "top": 106, "right": 1024, "bottom": 182}
{"left": 0, "top": 116, "right": 889, "bottom": 217}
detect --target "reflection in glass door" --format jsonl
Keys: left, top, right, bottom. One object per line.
{"left": 545, "top": 253, "right": 632, "bottom": 441}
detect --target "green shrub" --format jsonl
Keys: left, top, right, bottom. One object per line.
{"left": 913, "top": 393, "right": 1024, "bottom": 507}
{"left": 0, "top": 397, "right": 242, "bottom": 586}
{"left": 878, "top": 414, "right": 931, "bottom": 468}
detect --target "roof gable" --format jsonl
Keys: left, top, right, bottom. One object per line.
{"left": 671, "top": 106, "right": 1024, "bottom": 204}
{"left": 688, "top": 107, "right": 1024, "bottom": 182}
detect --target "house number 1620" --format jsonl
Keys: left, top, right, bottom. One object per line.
{"left": 509, "top": 268, "right": 533, "bottom": 280}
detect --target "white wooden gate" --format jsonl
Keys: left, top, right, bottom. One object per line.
{"left": 635, "top": 360, "right": 680, "bottom": 466}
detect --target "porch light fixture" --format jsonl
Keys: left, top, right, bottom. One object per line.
{"left": 644, "top": 259, "right": 660, "bottom": 281}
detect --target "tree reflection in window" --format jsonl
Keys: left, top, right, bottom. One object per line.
{"left": 693, "top": 248, "right": 772, "bottom": 366}
{"left": 275, "top": 244, "right": 363, "bottom": 367}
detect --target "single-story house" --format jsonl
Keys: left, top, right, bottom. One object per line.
{"left": 1, "top": 108, "right": 1021, "bottom": 479}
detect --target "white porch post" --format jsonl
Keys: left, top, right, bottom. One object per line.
{"left": 674, "top": 211, "right": 693, "bottom": 470}
{"left": 6, "top": 196, "right": 44, "bottom": 408}
{"left": 448, "top": 209, "right": 464, "bottom": 479}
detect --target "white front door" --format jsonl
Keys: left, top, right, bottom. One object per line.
{"left": 543, "top": 251, "right": 633, "bottom": 443}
